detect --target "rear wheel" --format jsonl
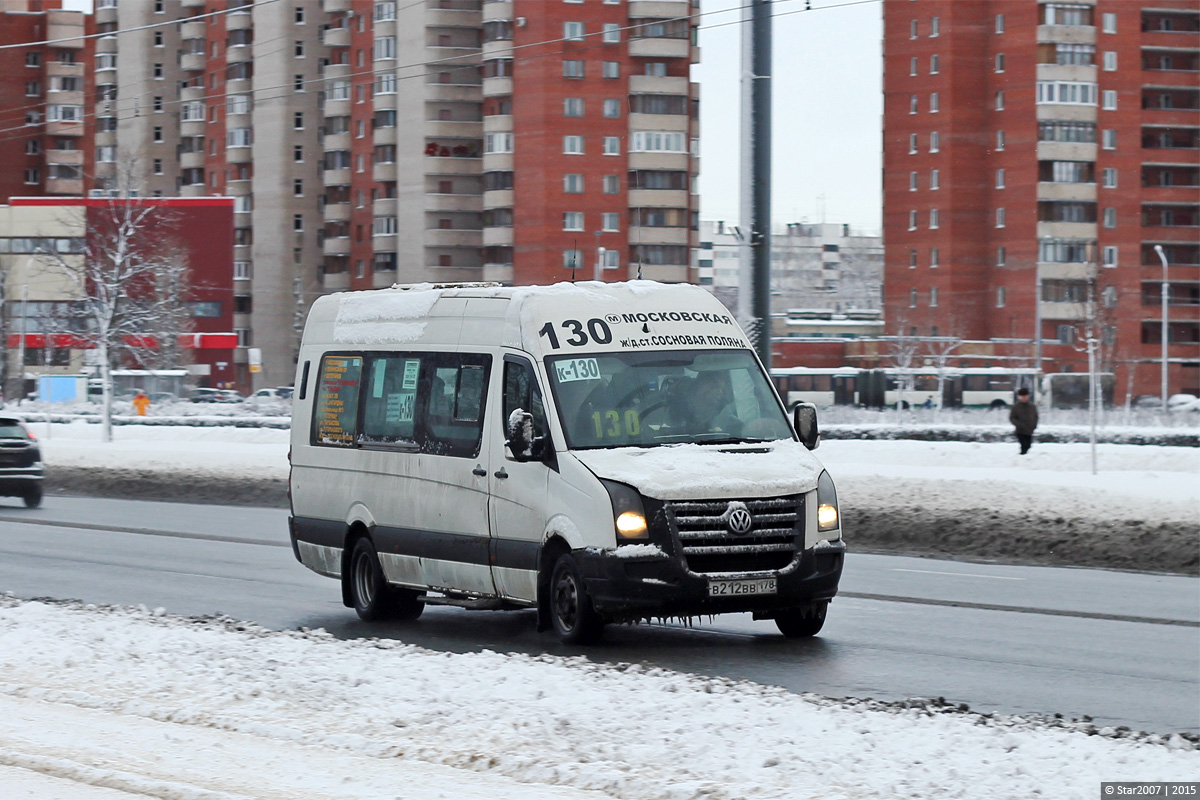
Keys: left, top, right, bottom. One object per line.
{"left": 549, "top": 553, "right": 603, "bottom": 644}
{"left": 774, "top": 602, "right": 828, "bottom": 638}
{"left": 23, "top": 486, "right": 42, "bottom": 509}
{"left": 349, "top": 537, "right": 424, "bottom": 622}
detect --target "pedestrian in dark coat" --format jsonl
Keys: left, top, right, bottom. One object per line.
{"left": 1009, "top": 388, "right": 1038, "bottom": 455}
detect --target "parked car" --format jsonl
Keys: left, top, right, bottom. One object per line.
{"left": 1167, "top": 393, "right": 1200, "bottom": 412}
{"left": 0, "top": 416, "right": 43, "bottom": 508}
{"left": 244, "top": 387, "right": 292, "bottom": 407}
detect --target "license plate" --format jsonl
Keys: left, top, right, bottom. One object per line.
{"left": 707, "top": 578, "right": 777, "bottom": 597}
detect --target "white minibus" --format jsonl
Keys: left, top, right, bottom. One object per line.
{"left": 288, "top": 281, "right": 844, "bottom": 642}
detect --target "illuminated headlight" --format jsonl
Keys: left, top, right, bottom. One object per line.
{"left": 601, "top": 480, "right": 649, "bottom": 542}
{"left": 816, "top": 470, "right": 840, "bottom": 533}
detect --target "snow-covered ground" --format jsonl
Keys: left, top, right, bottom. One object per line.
{"left": 1, "top": 421, "right": 1197, "bottom": 798}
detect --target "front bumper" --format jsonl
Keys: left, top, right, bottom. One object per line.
{"left": 576, "top": 538, "right": 845, "bottom": 621}
{"left": 0, "top": 466, "right": 44, "bottom": 496}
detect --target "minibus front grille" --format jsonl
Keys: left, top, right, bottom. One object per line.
{"left": 666, "top": 496, "right": 802, "bottom": 575}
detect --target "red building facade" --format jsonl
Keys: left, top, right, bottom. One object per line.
{"left": 883, "top": 0, "right": 1199, "bottom": 398}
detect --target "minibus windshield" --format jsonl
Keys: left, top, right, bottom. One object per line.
{"left": 546, "top": 349, "right": 794, "bottom": 449}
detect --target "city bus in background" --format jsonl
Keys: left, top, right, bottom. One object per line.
{"left": 771, "top": 367, "right": 1041, "bottom": 409}
{"left": 1040, "top": 372, "right": 1115, "bottom": 409}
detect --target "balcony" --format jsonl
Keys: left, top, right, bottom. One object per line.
{"left": 629, "top": 75, "right": 690, "bottom": 95}
{"left": 629, "top": 189, "right": 689, "bottom": 208}
{"left": 180, "top": 53, "right": 205, "bottom": 72}
{"left": 430, "top": 6, "right": 483, "bottom": 27}
{"left": 483, "top": 263, "right": 514, "bottom": 283}
{"left": 373, "top": 126, "right": 396, "bottom": 146}
{"left": 638, "top": 264, "right": 690, "bottom": 282}
{"left": 425, "top": 228, "right": 483, "bottom": 248}
{"left": 373, "top": 163, "right": 396, "bottom": 183}
{"left": 323, "top": 168, "right": 351, "bottom": 186}
{"left": 46, "top": 178, "right": 83, "bottom": 195}
{"left": 481, "top": 1, "right": 512, "bottom": 22}
{"left": 323, "top": 133, "right": 351, "bottom": 151}
{"left": 180, "top": 152, "right": 204, "bottom": 169}
{"left": 46, "top": 61, "right": 84, "bottom": 79}
{"left": 629, "top": 151, "right": 689, "bottom": 171}
{"left": 180, "top": 120, "right": 205, "bottom": 137}
{"left": 1036, "top": 182, "right": 1097, "bottom": 201}
{"left": 374, "top": 198, "right": 397, "bottom": 216}
{"left": 226, "top": 45, "right": 252, "bottom": 64}
{"left": 428, "top": 83, "right": 483, "bottom": 103}
{"left": 1036, "top": 221, "right": 1096, "bottom": 239}
{"left": 1035, "top": 63, "right": 1097, "bottom": 83}
{"left": 324, "top": 98, "right": 351, "bottom": 118}
{"left": 45, "top": 121, "right": 84, "bottom": 137}
{"left": 323, "top": 271, "right": 351, "bottom": 291}
{"left": 1039, "top": 301, "right": 1087, "bottom": 321}
{"left": 180, "top": 0, "right": 205, "bottom": 7}
{"left": 483, "top": 227, "right": 513, "bottom": 246}
{"left": 425, "top": 120, "right": 483, "bottom": 139}
{"left": 629, "top": 0, "right": 691, "bottom": 18}
{"left": 180, "top": 20, "right": 205, "bottom": 38}
{"left": 482, "top": 77, "right": 513, "bottom": 97}
{"left": 46, "top": 148, "right": 84, "bottom": 166}
{"left": 629, "top": 37, "right": 690, "bottom": 59}
{"left": 629, "top": 113, "right": 689, "bottom": 132}
{"left": 323, "top": 238, "right": 351, "bottom": 256}
{"left": 324, "top": 203, "right": 351, "bottom": 222}
{"left": 425, "top": 156, "right": 483, "bottom": 176}
{"left": 1036, "top": 24, "right": 1096, "bottom": 45}
{"left": 427, "top": 193, "right": 483, "bottom": 213}
{"left": 483, "top": 189, "right": 513, "bottom": 209}
{"left": 629, "top": 226, "right": 690, "bottom": 246}
{"left": 1037, "top": 141, "right": 1097, "bottom": 161}
{"left": 227, "top": 12, "right": 251, "bottom": 30}
{"left": 323, "top": 27, "right": 350, "bottom": 48}
{"left": 227, "top": 146, "right": 252, "bottom": 164}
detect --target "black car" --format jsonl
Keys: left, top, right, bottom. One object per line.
{"left": 0, "top": 416, "right": 43, "bottom": 508}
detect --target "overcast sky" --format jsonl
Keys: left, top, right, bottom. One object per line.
{"left": 694, "top": 0, "right": 883, "bottom": 234}
{"left": 61, "top": 0, "right": 884, "bottom": 234}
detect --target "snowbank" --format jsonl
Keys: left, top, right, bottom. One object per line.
{"left": 0, "top": 597, "right": 1194, "bottom": 800}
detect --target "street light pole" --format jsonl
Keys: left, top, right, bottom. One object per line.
{"left": 1153, "top": 244, "right": 1168, "bottom": 411}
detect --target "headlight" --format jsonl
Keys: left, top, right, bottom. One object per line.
{"left": 601, "top": 480, "right": 649, "bottom": 541}
{"left": 816, "top": 470, "right": 839, "bottom": 532}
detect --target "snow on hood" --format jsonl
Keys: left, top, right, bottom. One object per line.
{"left": 333, "top": 287, "right": 443, "bottom": 343}
{"left": 572, "top": 439, "right": 824, "bottom": 500}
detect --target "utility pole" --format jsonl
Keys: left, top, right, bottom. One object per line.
{"left": 740, "top": 0, "right": 772, "bottom": 369}
{"left": 1154, "top": 244, "right": 1169, "bottom": 410}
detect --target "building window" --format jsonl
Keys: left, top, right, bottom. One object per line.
{"left": 909, "top": 288, "right": 917, "bottom": 308}
{"left": 153, "top": 63, "right": 163, "bottom": 79}
{"left": 564, "top": 174, "right": 584, "bottom": 193}
{"left": 153, "top": 158, "right": 163, "bottom": 175}
{"left": 1036, "top": 81, "right": 1097, "bottom": 105}
{"left": 25, "top": 140, "right": 39, "bottom": 155}
{"left": 563, "top": 60, "right": 584, "bottom": 78}
{"left": 1103, "top": 51, "right": 1116, "bottom": 71}
{"left": 997, "top": 246, "right": 1006, "bottom": 266}
{"left": 603, "top": 136, "right": 620, "bottom": 155}
{"left": 1103, "top": 208, "right": 1116, "bottom": 228}
{"left": 930, "top": 288, "right": 939, "bottom": 307}
{"left": 602, "top": 174, "right": 619, "bottom": 194}
{"left": 930, "top": 16, "right": 939, "bottom": 37}
{"left": 24, "top": 169, "right": 39, "bottom": 184}
{"left": 293, "top": 179, "right": 304, "bottom": 196}
{"left": 153, "top": 126, "right": 163, "bottom": 142}
{"left": 995, "top": 91, "right": 1004, "bottom": 110}
{"left": 1102, "top": 12, "right": 1116, "bottom": 33}
{"left": 910, "top": 57, "right": 917, "bottom": 76}
{"left": 1102, "top": 246, "right": 1117, "bottom": 267}
{"left": 996, "top": 14, "right": 1004, "bottom": 34}
{"left": 995, "top": 53, "right": 1004, "bottom": 72}
{"left": 909, "top": 171, "right": 918, "bottom": 191}
{"left": 1057, "top": 326, "right": 1075, "bottom": 345}
{"left": 930, "top": 169, "right": 939, "bottom": 190}
{"left": 293, "top": 112, "right": 304, "bottom": 129}
{"left": 25, "top": 52, "right": 40, "bottom": 67}
{"left": 563, "top": 212, "right": 584, "bottom": 231}
{"left": 485, "top": 132, "right": 514, "bottom": 153}
{"left": 930, "top": 208, "right": 939, "bottom": 229}
{"left": 376, "top": 74, "right": 397, "bottom": 94}
{"left": 234, "top": 261, "right": 252, "bottom": 280}
{"left": 1102, "top": 168, "right": 1117, "bottom": 188}
{"left": 563, "top": 135, "right": 584, "bottom": 154}
{"left": 909, "top": 95, "right": 918, "bottom": 114}
{"left": 601, "top": 212, "right": 619, "bottom": 232}
{"left": 564, "top": 97, "right": 584, "bottom": 117}
{"left": 644, "top": 62, "right": 667, "bottom": 77}
{"left": 996, "top": 208, "right": 1006, "bottom": 228}
{"left": 602, "top": 23, "right": 620, "bottom": 43}
{"left": 564, "top": 21, "right": 584, "bottom": 41}
{"left": 910, "top": 19, "right": 917, "bottom": 39}
{"left": 293, "top": 214, "right": 303, "bottom": 232}
{"left": 909, "top": 249, "right": 918, "bottom": 269}
{"left": 153, "top": 96, "right": 163, "bottom": 112}
{"left": 374, "top": 37, "right": 396, "bottom": 60}
{"left": 930, "top": 92, "right": 939, "bottom": 113}
{"left": 1043, "top": 4, "right": 1093, "bottom": 26}
{"left": 930, "top": 247, "right": 939, "bottom": 268}
{"left": 996, "top": 168, "right": 1005, "bottom": 188}
{"left": 930, "top": 54, "right": 939, "bottom": 74}
{"left": 602, "top": 98, "right": 620, "bottom": 118}
{"left": 996, "top": 130, "right": 1004, "bottom": 150}
{"left": 997, "top": 287, "right": 1006, "bottom": 307}
{"left": 630, "top": 131, "right": 686, "bottom": 152}
{"left": 908, "top": 210, "right": 917, "bottom": 231}
{"left": 930, "top": 131, "right": 939, "bottom": 152}
{"left": 563, "top": 249, "right": 583, "bottom": 270}
{"left": 602, "top": 61, "right": 619, "bottom": 78}
{"left": 908, "top": 134, "right": 918, "bottom": 154}
{"left": 1102, "top": 90, "right": 1117, "bottom": 110}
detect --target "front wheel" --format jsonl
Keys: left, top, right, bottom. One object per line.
{"left": 23, "top": 486, "right": 42, "bottom": 509}
{"left": 549, "top": 553, "right": 604, "bottom": 644}
{"left": 349, "top": 538, "right": 424, "bottom": 622}
{"left": 774, "top": 602, "right": 828, "bottom": 638}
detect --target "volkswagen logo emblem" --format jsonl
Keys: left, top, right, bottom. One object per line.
{"left": 726, "top": 502, "right": 753, "bottom": 535}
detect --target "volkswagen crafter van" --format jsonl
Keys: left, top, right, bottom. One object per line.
{"left": 288, "top": 281, "right": 844, "bottom": 643}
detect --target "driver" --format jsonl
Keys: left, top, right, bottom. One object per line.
{"left": 676, "top": 371, "right": 740, "bottom": 433}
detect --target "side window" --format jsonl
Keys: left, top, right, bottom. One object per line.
{"left": 503, "top": 358, "right": 548, "bottom": 449}
{"left": 312, "top": 355, "right": 362, "bottom": 446}
{"left": 360, "top": 355, "right": 421, "bottom": 447}
{"left": 420, "top": 355, "right": 490, "bottom": 457}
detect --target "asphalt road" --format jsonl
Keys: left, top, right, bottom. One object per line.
{"left": 0, "top": 495, "right": 1196, "bottom": 735}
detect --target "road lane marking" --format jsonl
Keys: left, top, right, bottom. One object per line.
{"left": 0, "top": 515, "right": 289, "bottom": 548}
{"left": 840, "top": 592, "right": 1199, "bottom": 628}
{"left": 890, "top": 568, "right": 1025, "bottom": 581}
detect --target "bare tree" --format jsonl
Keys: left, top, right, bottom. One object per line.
{"left": 32, "top": 195, "right": 193, "bottom": 442}
{"left": 924, "top": 316, "right": 964, "bottom": 417}
{"left": 886, "top": 313, "right": 922, "bottom": 414}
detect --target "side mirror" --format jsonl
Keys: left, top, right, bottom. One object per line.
{"left": 505, "top": 409, "right": 549, "bottom": 462}
{"left": 793, "top": 402, "right": 820, "bottom": 451}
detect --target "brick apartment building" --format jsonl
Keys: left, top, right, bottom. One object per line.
{"left": 73, "top": 0, "right": 699, "bottom": 391}
{"left": 883, "top": 0, "right": 1199, "bottom": 397}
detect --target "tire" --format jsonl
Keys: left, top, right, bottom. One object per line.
{"left": 23, "top": 486, "right": 42, "bottom": 509}
{"left": 549, "top": 553, "right": 604, "bottom": 644}
{"left": 990, "top": 399, "right": 1008, "bottom": 409}
{"left": 774, "top": 602, "right": 828, "bottom": 638}
{"left": 348, "top": 537, "right": 424, "bottom": 622}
